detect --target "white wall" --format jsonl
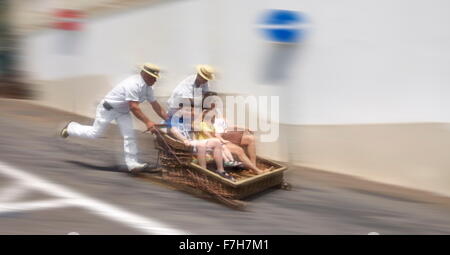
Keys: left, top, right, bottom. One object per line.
{"left": 21, "top": 0, "right": 450, "bottom": 124}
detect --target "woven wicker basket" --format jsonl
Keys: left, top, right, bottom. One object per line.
{"left": 153, "top": 127, "right": 288, "bottom": 202}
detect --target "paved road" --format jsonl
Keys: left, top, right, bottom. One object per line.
{"left": 1, "top": 98, "right": 450, "bottom": 234}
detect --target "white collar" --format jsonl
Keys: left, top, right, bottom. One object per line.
{"left": 138, "top": 74, "right": 147, "bottom": 86}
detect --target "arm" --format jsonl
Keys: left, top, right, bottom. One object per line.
{"left": 203, "top": 131, "right": 215, "bottom": 139}
{"left": 128, "top": 101, "right": 155, "bottom": 132}
{"left": 212, "top": 118, "right": 231, "bottom": 143}
{"left": 198, "top": 121, "right": 219, "bottom": 140}
{"left": 214, "top": 133, "right": 230, "bottom": 144}
{"left": 170, "top": 127, "right": 191, "bottom": 147}
{"left": 150, "top": 100, "right": 169, "bottom": 121}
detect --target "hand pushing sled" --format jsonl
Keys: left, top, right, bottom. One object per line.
{"left": 141, "top": 125, "right": 290, "bottom": 209}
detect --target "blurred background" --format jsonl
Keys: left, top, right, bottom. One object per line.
{"left": 1, "top": 0, "right": 450, "bottom": 234}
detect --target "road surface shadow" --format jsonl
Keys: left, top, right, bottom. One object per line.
{"left": 65, "top": 160, "right": 124, "bottom": 172}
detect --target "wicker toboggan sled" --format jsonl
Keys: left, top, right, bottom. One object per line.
{"left": 144, "top": 125, "right": 290, "bottom": 209}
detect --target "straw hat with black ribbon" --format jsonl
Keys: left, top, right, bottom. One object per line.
{"left": 196, "top": 65, "right": 215, "bottom": 81}
{"left": 141, "top": 63, "right": 161, "bottom": 78}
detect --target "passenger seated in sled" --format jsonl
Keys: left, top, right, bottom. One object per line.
{"left": 201, "top": 92, "right": 267, "bottom": 174}
{"left": 194, "top": 109, "right": 243, "bottom": 168}
{"left": 197, "top": 107, "right": 266, "bottom": 175}
{"left": 166, "top": 102, "right": 235, "bottom": 181}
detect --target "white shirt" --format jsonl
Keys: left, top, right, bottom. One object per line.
{"left": 104, "top": 74, "right": 156, "bottom": 113}
{"left": 167, "top": 74, "right": 209, "bottom": 109}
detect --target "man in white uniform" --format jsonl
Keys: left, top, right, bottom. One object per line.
{"left": 167, "top": 65, "right": 215, "bottom": 116}
{"left": 59, "top": 63, "right": 168, "bottom": 173}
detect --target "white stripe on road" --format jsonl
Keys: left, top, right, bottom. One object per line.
{"left": 0, "top": 199, "right": 75, "bottom": 213}
{"left": 0, "top": 161, "right": 187, "bottom": 235}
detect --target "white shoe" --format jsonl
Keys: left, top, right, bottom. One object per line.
{"left": 128, "top": 162, "right": 149, "bottom": 173}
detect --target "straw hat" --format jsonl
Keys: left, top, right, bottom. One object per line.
{"left": 196, "top": 65, "right": 215, "bottom": 80}
{"left": 141, "top": 63, "right": 160, "bottom": 78}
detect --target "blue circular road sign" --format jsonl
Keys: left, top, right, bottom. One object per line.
{"left": 259, "top": 9, "right": 307, "bottom": 43}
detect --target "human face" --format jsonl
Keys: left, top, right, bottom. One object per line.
{"left": 202, "top": 109, "right": 215, "bottom": 124}
{"left": 194, "top": 74, "right": 208, "bottom": 87}
{"left": 141, "top": 71, "right": 157, "bottom": 86}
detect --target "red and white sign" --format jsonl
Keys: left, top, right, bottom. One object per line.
{"left": 54, "top": 9, "right": 84, "bottom": 31}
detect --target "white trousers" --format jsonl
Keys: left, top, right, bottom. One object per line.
{"left": 67, "top": 101, "right": 139, "bottom": 168}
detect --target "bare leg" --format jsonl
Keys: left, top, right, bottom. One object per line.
{"left": 241, "top": 133, "right": 257, "bottom": 165}
{"left": 201, "top": 139, "right": 234, "bottom": 181}
{"left": 207, "top": 139, "right": 224, "bottom": 172}
{"left": 221, "top": 145, "right": 234, "bottom": 162}
{"left": 196, "top": 139, "right": 225, "bottom": 172}
{"left": 196, "top": 143, "right": 207, "bottom": 169}
{"left": 226, "top": 143, "right": 263, "bottom": 174}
